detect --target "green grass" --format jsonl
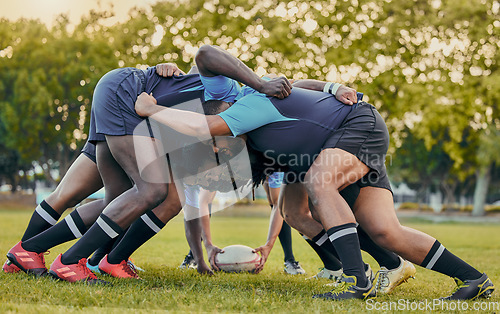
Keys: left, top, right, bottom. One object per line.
{"left": 0, "top": 206, "right": 499, "bottom": 313}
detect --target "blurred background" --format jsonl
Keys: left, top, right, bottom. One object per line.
{"left": 0, "top": 0, "right": 498, "bottom": 216}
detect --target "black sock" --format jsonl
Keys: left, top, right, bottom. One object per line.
{"left": 22, "top": 210, "right": 87, "bottom": 253}
{"left": 61, "top": 214, "right": 123, "bottom": 265}
{"left": 278, "top": 222, "right": 295, "bottom": 262}
{"left": 420, "top": 240, "right": 482, "bottom": 281}
{"left": 107, "top": 211, "right": 165, "bottom": 264}
{"left": 87, "top": 230, "right": 127, "bottom": 266}
{"left": 357, "top": 226, "right": 401, "bottom": 269}
{"left": 306, "top": 231, "right": 343, "bottom": 271}
{"left": 327, "top": 223, "right": 368, "bottom": 287}
{"left": 21, "top": 200, "right": 61, "bottom": 241}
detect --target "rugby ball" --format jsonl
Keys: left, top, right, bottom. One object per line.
{"left": 215, "top": 245, "right": 261, "bottom": 273}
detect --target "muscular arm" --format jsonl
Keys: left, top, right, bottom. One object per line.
{"left": 253, "top": 186, "right": 285, "bottom": 273}
{"left": 195, "top": 45, "right": 292, "bottom": 99}
{"left": 135, "top": 92, "right": 231, "bottom": 137}
{"left": 293, "top": 79, "right": 358, "bottom": 105}
{"left": 198, "top": 189, "right": 223, "bottom": 271}
{"left": 292, "top": 79, "right": 328, "bottom": 91}
{"left": 199, "top": 189, "right": 216, "bottom": 247}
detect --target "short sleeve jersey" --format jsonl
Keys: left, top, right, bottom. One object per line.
{"left": 201, "top": 75, "right": 362, "bottom": 175}
{"left": 144, "top": 68, "right": 205, "bottom": 107}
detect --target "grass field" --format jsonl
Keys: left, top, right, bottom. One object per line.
{"left": 0, "top": 205, "right": 499, "bottom": 313}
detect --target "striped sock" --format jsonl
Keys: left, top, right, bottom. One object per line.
{"left": 21, "top": 210, "right": 87, "bottom": 253}
{"left": 87, "top": 232, "right": 126, "bottom": 267}
{"left": 21, "top": 200, "right": 61, "bottom": 241}
{"left": 61, "top": 214, "right": 123, "bottom": 265}
{"left": 107, "top": 210, "right": 166, "bottom": 264}
{"left": 420, "top": 240, "right": 482, "bottom": 281}
{"left": 327, "top": 223, "right": 367, "bottom": 287}
{"left": 305, "top": 230, "right": 342, "bottom": 271}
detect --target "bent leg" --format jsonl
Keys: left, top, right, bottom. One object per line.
{"left": 106, "top": 182, "right": 182, "bottom": 264}
{"left": 61, "top": 136, "right": 168, "bottom": 265}
{"left": 304, "top": 148, "right": 369, "bottom": 286}
{"left": 281, "top": 183, "right": 342, "bottom": 272}
{"left": 46, "top": 154, "right": 103, "bottom": 212}
{"left": 101, "top": 135, "right": 169, "bottom": 227}
{"left": 20, "top": 154, "right": 103, "bottom": 242}
{"left": 354, "top": 187, "right": 482, "bottom": 282}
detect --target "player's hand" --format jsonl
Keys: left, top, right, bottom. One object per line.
{"left": 252, "top": 244, "right": 271, "bottom": 274}
{"left": 260, "top": 76, "right": 292, "bottom": 99}
{"left": 135, "top": 92, "right": 158, "bottom": 117}
{"left": 206, "top": 244, "right": 224, "bottom": 271}
{"left": 336, "top": 85, "right": 358, "bottom": 105}
{"left": 196, "top": 261, "right": 214, "bottom": 275}
{"left": 155, "top": 63, "right": 185, "bottom": 77}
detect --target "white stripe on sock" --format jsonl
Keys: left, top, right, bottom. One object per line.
{"left": 315, "top": 233, "right": 329, "bottom": 246}
{"left": 426, "top": 244, "right": 445, "bottom": 270}
{"left": 35, "top": 204, "right": 57, "bottom": 225}
{"left": 96, "top": 217, "right": 119, "bottom": 238}
{"left": 141, "top": 214, "right": 161, "bottom": 233}
{"left": 65, "top": 215, "right": 82, "bottom": 238}
{"left": 328, "top": 227, "right": 357, "bottom": 242}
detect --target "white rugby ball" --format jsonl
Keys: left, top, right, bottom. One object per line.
{"left": 215, "top": 244, "right": 261, "bottom": 273}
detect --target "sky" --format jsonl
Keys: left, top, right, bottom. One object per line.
{"left": 0, "top": 0, "right": 158, "bottom": 26}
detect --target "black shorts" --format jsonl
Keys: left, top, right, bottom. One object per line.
{"left": 356, "top": 165, "right": 392, "bottom": 193}
{"left": 323, "top": 102, "right": 392, "bottom": 192}
{"left": 81, "top": 140, "right": 96, "bottom": 163}
{"left": 88, "top": 68, "right": 147, "bottom": 144}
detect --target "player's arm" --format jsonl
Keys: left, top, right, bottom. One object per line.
{"left": 195, "top": 45, "right": 292, "bottom": 99}
{"left": 183, "top": 204, "right": 213, "bottom": 275}
{"left": 293, "top": 79, "right": 358, "bottom": 105}
{"left": 198, "top": 189, "right": 222, "bottom": 271}
{"left": 253, "top": 195, "right": 284, "bottom": 273}
{"left": 135, "top": 92, "right": 232, "bottom": 137}
{"left": 136, "top": 92, "right": 278, "bottom": 138}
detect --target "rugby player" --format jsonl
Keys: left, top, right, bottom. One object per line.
{"left": 36, "top": 56, "right": 289, "bottom": 284}
{"left": 5, "top": 63, "right": 214, "bottom": 279}
{"left": 263, "top": 172, "right": 305, "bottom": 275}
{"left": 134, "top": 44, "right": 494, "bottom": 301}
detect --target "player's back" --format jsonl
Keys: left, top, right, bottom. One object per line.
{"left": 145, "top": 70, "right": 205, "bottom": 108}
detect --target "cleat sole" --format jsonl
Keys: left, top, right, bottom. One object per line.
{"left": 7, "top": 253, "right": 47, "bottom": 277}
{"left": 49, "top": 269, "right": 112, "bottom": 285}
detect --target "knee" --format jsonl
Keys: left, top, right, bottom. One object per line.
{"left": 154, "top": 202, "right": 182, "bottom": 222}
{"left": 165, "top": 197, "right": 183, "bottom": 217}
{"left": 141, "top": 184, "right": 169, "bottom": 209}
{"left": 50, "top": 188, "right": 82, "bottom": 209}
{"left": 303, "top": 176, "right": 328, "bottom": 206}
{"left": 195, "top": 44, "right": 215, "bottom": 69}
{"left": 282, "top": 206, "right": 308, "bottom": 230}
{"left": 282, "top": 212, "right": 296, "bottom": 229}
{"left": 367, "top": 226, "right": 402, "bottom": 251}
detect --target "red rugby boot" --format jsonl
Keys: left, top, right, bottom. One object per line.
{"left": 49, "top": 254, "right": 110, "bottom": 285}
{"left": 2, "top": 259, "right": 21, "bottom": 273}
{"left": 99, "top": 255, "right": 140, "bottom": 279}
{"left": 6, "top": 241, "right": 48, "bottom": 276}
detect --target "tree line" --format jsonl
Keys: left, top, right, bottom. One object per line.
{"left": 0, "top": 0, "right": 498, "bottom": 214}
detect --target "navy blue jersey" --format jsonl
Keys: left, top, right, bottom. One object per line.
{"left": 90, "top": 68, "right": 205, "bottom": 143}
{"left": 218, "top": 87, "right": 361, "bottom": 175}
{"left": 145, "top": 69, "right": 205, "bottom": 107}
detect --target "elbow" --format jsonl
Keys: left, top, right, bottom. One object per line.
{"left": 195, "top": 45, "right": 216, "bottom": 73}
